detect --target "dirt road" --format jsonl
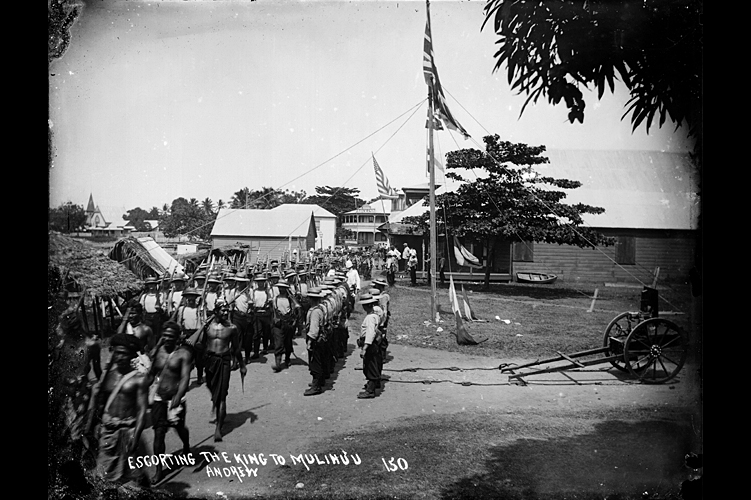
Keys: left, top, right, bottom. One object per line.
{"left": 142, "top": 328, "right": 701, "bottom": 499}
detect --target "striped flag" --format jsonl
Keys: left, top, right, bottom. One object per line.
{"left": 423, "top": 2, "right": 470, "bottom": 139}
{"left": 373, "top": 154, "right": 399, "bottom": 199}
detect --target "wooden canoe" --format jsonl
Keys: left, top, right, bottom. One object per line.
{"left": 516, "top": 272, "right": 558, "bottom": 284}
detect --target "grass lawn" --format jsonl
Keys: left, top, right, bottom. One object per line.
{"left": 379, "top": 279, "right": 695, "bottom": 361}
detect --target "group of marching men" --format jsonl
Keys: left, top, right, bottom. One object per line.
{"left": 69, "top": 254, "right": 392, "bottom": 488}
{"left": 128, "top": 255, "right": 392, "bottom": 397}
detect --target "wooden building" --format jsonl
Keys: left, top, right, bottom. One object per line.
{"left": 386, "top": 150, "right": 700, "bottom": 285}
{"left": 210, "top": 204, "right": 333, "bottom": 262}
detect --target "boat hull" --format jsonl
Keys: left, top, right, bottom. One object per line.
{"left": 516, "top": 272, "right": 557, "bottom": 284}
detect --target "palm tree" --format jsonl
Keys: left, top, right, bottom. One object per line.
{"left": 201, "top": 197, "right": 214, "bottom": 215}
{"left": 230, "top": 188, "right": 251, "bottom": 209}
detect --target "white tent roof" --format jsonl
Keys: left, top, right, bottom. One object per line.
{"left": 136, "top": 237, "right": 184, "bottom": 274}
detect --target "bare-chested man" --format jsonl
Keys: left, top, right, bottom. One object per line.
{"left": 202, "top": 299, "right": 246, "bottom": 442}
{"left": 87, "top": 333, "right": 149, "bottom": 487}
{"left": 118, "top": 301, "right": 155, "bottom": 358}
{"left": 147, "top": 321, "right": 194, "bottom": 484}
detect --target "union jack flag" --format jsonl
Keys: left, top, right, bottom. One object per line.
{"left": 373, "top": 154, "right": 399, "bottom": 200}
{"left": 423, "top": 2, "right": 470, "bottom": 139}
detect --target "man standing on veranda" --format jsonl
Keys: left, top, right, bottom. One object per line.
{"left": 401, "top": 242, "right": 411, "bottom": 274}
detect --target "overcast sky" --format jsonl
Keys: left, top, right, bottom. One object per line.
{"left": 48, "top": 0, "right": 694, "bottom": 215}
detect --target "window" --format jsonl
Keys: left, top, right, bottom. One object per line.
{"left": 513, "top": 241, "right": 534, "bottom": 262}
{"left": 615, "top": 236, "right": 636, "bottom": 265}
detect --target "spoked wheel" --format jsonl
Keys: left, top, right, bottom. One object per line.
{"left": 624, "top": 318, "right": 688, "bottom": 384}
{"left": 602, "top": 311, "right": 642, "bottom": 372}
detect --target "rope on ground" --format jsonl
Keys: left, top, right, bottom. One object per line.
{"left": 383, "top": 365, "right": 504, "bottom": 372}
{"left": 383, "top": 378, "right": 512, "bottom": 387}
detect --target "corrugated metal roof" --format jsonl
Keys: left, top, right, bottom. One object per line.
{"left": 211, "top": 207, "right": 314, "bottom": 238}
{"left": 389, "top": 151, "right": 699, "bottom": 231}
{"left": 542, "top": 149, "right": 699, "bottom": 230}
{"left": 274, "top": 203, "right": 337, "bottom": 219}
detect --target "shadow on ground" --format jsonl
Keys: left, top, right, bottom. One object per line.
{"left": 437, "top": 418, "right": 694, "bottom": 499}
{"left": 267, "top": 408, "right": 697, "bottom": 500}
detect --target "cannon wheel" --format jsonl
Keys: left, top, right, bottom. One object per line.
{"left": 602, "top": 312, "right": 642, "bottom": 372}
{"left": 624, "top": 318, "right": 688, "bottom": 384}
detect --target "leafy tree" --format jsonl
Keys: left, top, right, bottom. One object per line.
{"left": 403, "top": 135, "right": 612, "bottom": 289}
{"left": 124, "top": 207, "right": 155, "bottom": 231}
{"left": 482, "top": 0, "right": 702, "bottom": 158}
{"left": 159, "top": 197, "right": 214, "bottom": 241}
{"left": 229, "top": 187, "right": 306, "bottom": 210}
{"left": 48, "top": 202, "right": 86, "bottom": 233}
{"left": 302, "top": 186, "right": 367, "bottom": 244}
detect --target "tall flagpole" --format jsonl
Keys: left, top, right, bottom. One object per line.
{"left": 428, "top": 89, "right": 438, "bottom": 322}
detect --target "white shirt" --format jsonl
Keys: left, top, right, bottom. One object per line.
{"left": 346, "top": 268, "right": 361, "bottom": 292}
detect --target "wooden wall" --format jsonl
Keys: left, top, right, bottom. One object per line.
{"left": 512, "top": 229, "right": 698, "bottom": 285}
{"left": 211, "top": 236, "right": 308, "bottom": 264}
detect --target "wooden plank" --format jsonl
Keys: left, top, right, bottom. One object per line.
{"left": 587, "top": 288, "right": 599, "bottom": 313}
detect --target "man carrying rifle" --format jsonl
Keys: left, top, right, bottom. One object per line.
{"left": 230, "top": 272, "right": 253, "bottom": 365}
{"left": 167, "top": 273, "right": 187, "bottom": 318}
{"left": 202, "top": 275, "right": 222, "bottom": 318}
{"left": 172, "top": 288, "right": 204, "bottom": 384}
{"left": 270, "top": 282, "right": 298, "bottom": 372}
{"left": 139, "top": 277, "right": 164, "bottom": 341}
{"left": 250, "top": 274, "right": 273, "bottom": 359}
{"left": 303, "top": 289, "right": 327, "bottom": 396}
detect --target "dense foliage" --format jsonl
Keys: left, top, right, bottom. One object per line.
{"left": 403, "top": 135, "right": 612, "bottom": 287}
{"left": 124, "top": 206, "right": 161, "bottom": 231}
{"left": 159, "top": 197, "right": 215, "bottom": 240}
{"left": 49, "top": 202, "right": 87, "bottom": 233}
{"left": 482, "top": 0, "right": 702, "bottom": 158}
{"left": 229, "top": 186, "right": 307, "bottom": 209}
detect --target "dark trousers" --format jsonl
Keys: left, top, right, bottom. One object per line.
{"left": 144, "top": 312, "right": 163, "bottom": 339}
{"left": 410, "top": 267, "right": 417, "bottom": 285}
{"left": 253, "top": 314, "right": 272, "bottom": 353}
{"left": 272, "top": 323, "right": 294, "bottom": 357}
{"left": 335, "top": 324, "right": 348, "bottom": 358}
{"left": 363, "top": 342, "right": 383, "bottom": 387}
{"left": 307, "top": 341, "right": 325, "bottom": 384}
{"left": 232, "top": 312, "right": 252, "bottom": 357}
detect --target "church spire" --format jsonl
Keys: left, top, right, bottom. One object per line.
{"left": 86, "top": 193, "right": 96, "bottom": 213}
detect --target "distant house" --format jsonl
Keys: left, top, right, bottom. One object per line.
{"left": 341, "top": 202, "right": 391, "bottom": 248}
{"left": 386, "top": 150, "right": 700, "bottom": 285}
{"left": 84, "top": 193, "right": 134, "bottom": 237}
{"left": 210, "top": 204, "right": 334, "bottom": 261}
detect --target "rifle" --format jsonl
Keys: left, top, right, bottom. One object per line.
{"left": 200, "top": 257, "right": 215, "bottom": 322}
